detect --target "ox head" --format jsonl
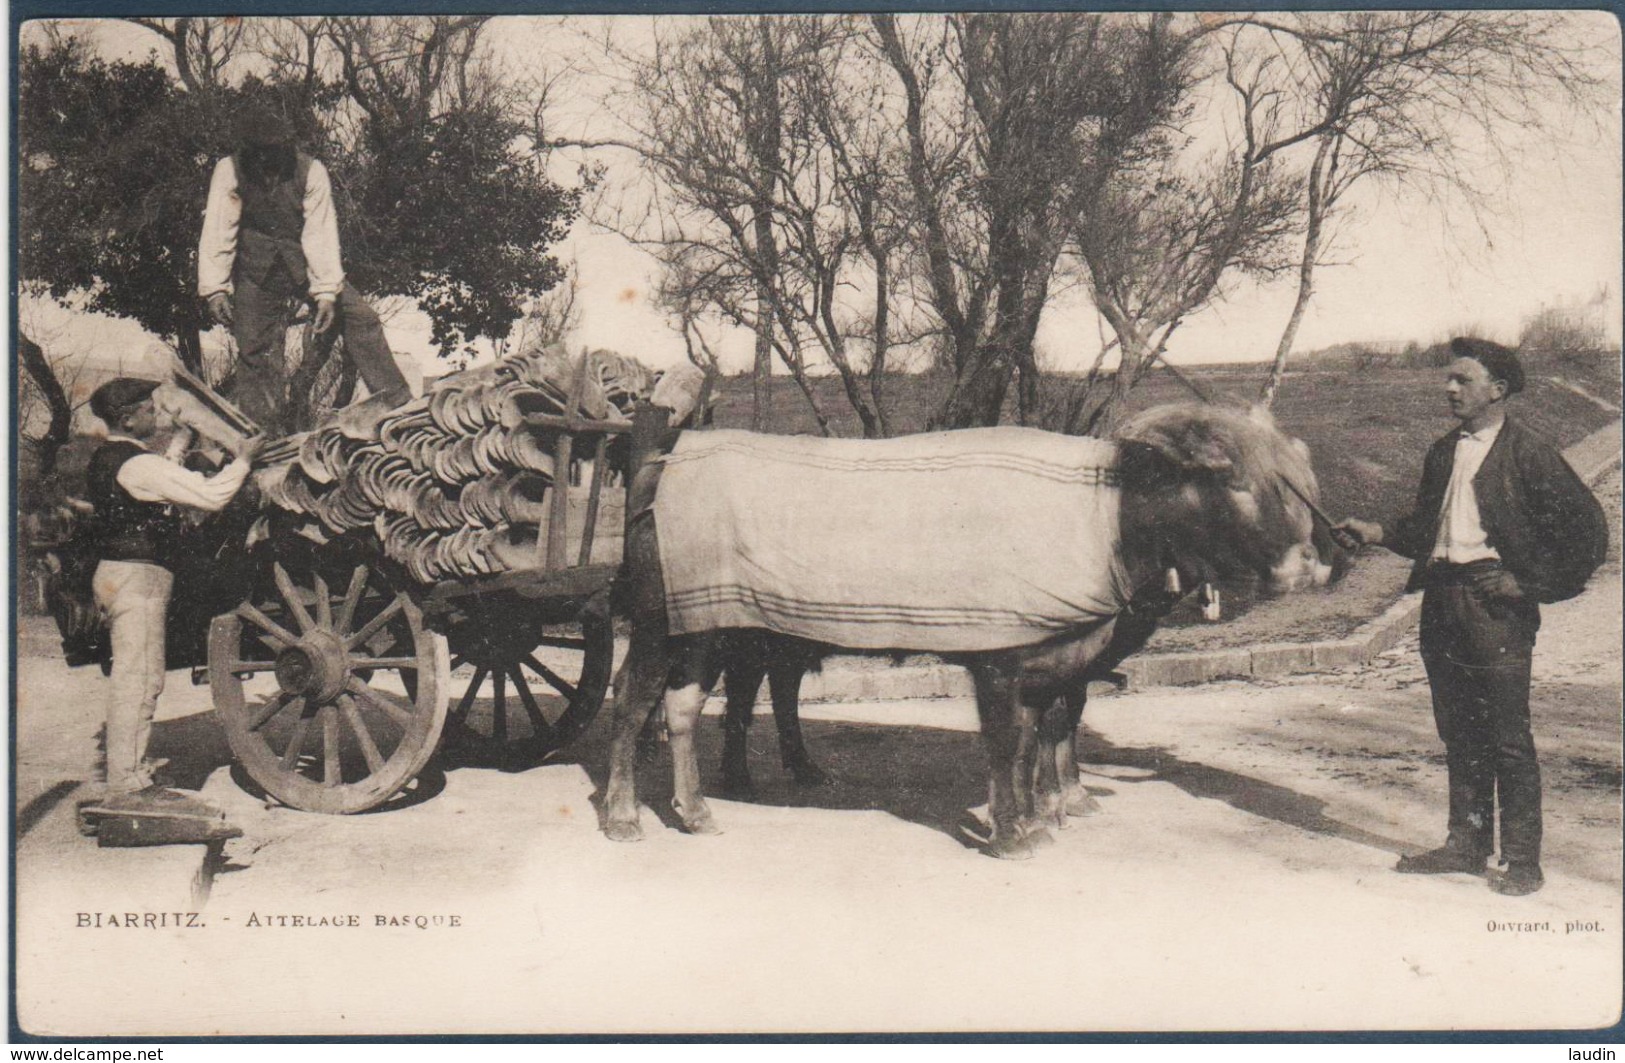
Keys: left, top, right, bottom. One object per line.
{"left": 1114, "top": 403, "right": 1335, "bottom": 595}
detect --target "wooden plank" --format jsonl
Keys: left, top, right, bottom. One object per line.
{"left": 545, "top": 431, "right": 575, "bottom": 570}
{"left": 519, "top": 413, "right": 632, "bottom": 434}
{"left": 170, "top": 363, "right": 261, "bottom": 436}
{"left": 423, "top": 563, "right": 618, "bottom": 609}
{"left": 578, "top": 435, "right": 610, "bottom": 566}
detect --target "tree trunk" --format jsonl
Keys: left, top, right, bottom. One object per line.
{"left": 752, "top": 294, "right": 774, "bottom": 431}
{"left": 933, "top": 346, "right": 1011, "bottom": 429}
{"left": 175, "top": 320, "right": 206, "bottom": 378}
{"left": 1261, "top": 136, "right": 1333, "bottom": 409}
{"left": 746, "top": 19, "right": 783, "bottom": 433}
{"left": 19, "top": 335, "right": 72, "bottom": 478}
{"left": 867, "top": 246, "right": 891, "bottom": 438}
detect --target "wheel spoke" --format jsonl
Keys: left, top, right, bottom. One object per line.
{"left": 339, "top": 694, "right": 386, "bottom": 774}
{"left": 336, "top": 565, "right": 370, "bottom": 636}
{"left": 454, "top": 667, "right": 489, "bottom": 720}
{"left": 348, "top": 656, "right": 418, "bottom": 670}
{"left": 248, "top": 692, "right": 303, "bottom": 733}
{"left": 346, "top": 677, "right": 415, "bottom": 729}
{"left": 449, "top": 655, "right": 467, "bottom": 672}
{"left": 510, "top": 666, "right": 554, "bottom": 743}
{"left": 274, "top": 563, "right": 317, "bottom": 635}
{"left": 492, "top": 668, "right": 508, "bottom": 744}
{"left": 279, "top": 714, "right": 313, "bottom": 771}
{"left": 226, "top": 659, "right": 280, "bottom": 675}
{"left": 313, "top": 573, "right": 333, "bottom": 630}
{"left": 522, "top": 654, "right": 578, "bottom": 701}
{"left": 237, "top": 603, "right": 298, "bottom": 648}
{"left": 321, "top": 705, "right": 341, "bottom": 786}
{"left": 534, "top": 635, "right": 588, "bottom": 651}
{"left": 346, "top": 594, "right": 406, "bottom": 651}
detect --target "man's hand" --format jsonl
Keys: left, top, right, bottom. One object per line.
{"left": 312, "top": 297, "right": 337, "bottom": 334}
{"left": 235, "top": 432, "right": 268, "bottom": 464}
{"left": 207, "top": 292, "right": 234, "bottom": 327}
{"left": 1332, "top": 518, "right": 1382, "bottom": 552}
{"left": 1471, "top": 567, "right": 1524, "bottom": 602}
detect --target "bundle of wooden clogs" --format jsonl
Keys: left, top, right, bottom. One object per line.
{"left": 252, "top": 344, "right": 666, "bottom": 584}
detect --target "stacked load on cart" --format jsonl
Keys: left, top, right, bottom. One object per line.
{"left": 251, "top": 344, "right": 659, "bottom": 583}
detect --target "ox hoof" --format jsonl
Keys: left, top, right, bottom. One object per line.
{"left": 987, "top": 834, "right": 1040, "bottom": 861}
{"left": 673, "top": 800, "right": 722, "bottom": 836}
{"left": 1065, "top": 788, "right": 1104, "bottom": 817}
{"left": 1020, "top": 824, "right": 1057, "bottom": 849}
{"left": 1041, "top": 807, "right": 1070, "bottom": 832}
{"left": 605, "top": 819, "right": 644, "bottom": 843}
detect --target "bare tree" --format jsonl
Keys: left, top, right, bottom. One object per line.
{"left": 585, "top": 16, "right": 890, "bottom": 434}
{"left": 1250, "top": 11, "right": 1610, "bottom": 406}
{"left": 1068, "top": 20, "right": 1306, "bottom": 432}
{"left": 872, "top": 13, "right": 1202, "bottom": 428}
{"left": 123, "top": 17, "right": 247, "bottom": 93}
{"left": 504, "top": 263, "right": 584, "bottom": 356}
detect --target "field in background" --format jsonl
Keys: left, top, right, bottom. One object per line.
{"left": 710, "top": 357, "right": 1621, "bottom": 532}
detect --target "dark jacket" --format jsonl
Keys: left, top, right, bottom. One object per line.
{"left": 86, "top": 440, "right": 180, "bottom": 567}
{"left": 1389, "top": 416, "right": 1608, "bottom": 602}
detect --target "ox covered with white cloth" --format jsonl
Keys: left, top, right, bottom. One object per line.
{"left": 651, "top": 427, "right": 1134, "bottom": 653}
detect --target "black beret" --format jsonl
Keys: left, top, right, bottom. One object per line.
{"left": 237, "top": 106, "right": 294, "bottom": 148}
{"left": 90, "top": 377, "right": 161, "bottom": 427}
{"left": 1450, "top": 336, "right": 1525, "bottom": 395}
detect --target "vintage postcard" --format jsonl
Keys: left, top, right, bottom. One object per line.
{"left": 11, "top": 9, "right": 1623, "bottom": 1039}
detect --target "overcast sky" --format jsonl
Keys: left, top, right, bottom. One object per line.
{"left": 28, "top": 12, "right": 1625, "bottom": 383}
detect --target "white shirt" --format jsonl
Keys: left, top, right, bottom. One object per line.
{"left": 1431, "top": 420, "right": 1503, "bottom": 562}
{"left": 197, "top": 156, "right": 345, "bottom": 301}
{"left": 109, "top": 435, "right": 252, "bottom": 514}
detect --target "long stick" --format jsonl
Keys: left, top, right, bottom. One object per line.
{"left": 1280, "top": 476, "right": 1336, "bottom": 531}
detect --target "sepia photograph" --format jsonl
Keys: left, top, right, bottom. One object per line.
{"left": 10, "top": 7, "right": 1623, "bottom": 1040}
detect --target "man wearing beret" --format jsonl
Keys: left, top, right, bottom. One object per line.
{"left": 198, "top": 106, "right": 410, "bottom": 434}
{"left": 1336, "top": 337, "right": 1608, "bottom": 896}
{"left": 85, "top": 378, "right": 263, "bottom": 796}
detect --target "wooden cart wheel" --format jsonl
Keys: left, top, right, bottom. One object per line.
{"left": 210, "top": 561, "right": 449, "bottom": 814}
{"left": 442, "top": 591, "right": 613, "bottom": 763}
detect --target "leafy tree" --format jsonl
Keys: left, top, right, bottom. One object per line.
{"left": 17, "top": 40, "right": 226, "bottom": 371}
{"left": 18, "top": 23, "right": 579, "bottom": 390}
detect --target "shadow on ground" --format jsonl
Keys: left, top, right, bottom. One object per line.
{"left": 144, "top": 700, "right": 1430, "bottom": 861}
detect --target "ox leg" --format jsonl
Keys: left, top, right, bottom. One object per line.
{"left": 605, "top": 631, "right": 669, "bottom": 842}
{"left": 720, "top": 636, "right": 766, "bottom": 798}
{"left": 1033, "top": 696, "right": 1069, "bottom": 830}
{"left": 973, "top": 661, "right": 1044, "bottom": 860}
{"left": 770, "top": 647, "right": 827, "bottom": 788}
{"left": 1058, "top": 689, "right": 1102, "bottom": 817}
{"left": 667, "top": 638, "right": 721, "bottom": 835}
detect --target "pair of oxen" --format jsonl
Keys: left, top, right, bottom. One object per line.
{"left": 601, "top": 403, "right": 1336, "bottom": 860}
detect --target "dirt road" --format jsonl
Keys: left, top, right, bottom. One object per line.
{"left": 15, "top": 472, "right": 1621, "bottom": 1037}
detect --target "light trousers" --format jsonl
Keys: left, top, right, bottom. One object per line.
{"left": 92, "top": 560, "right": 173, "bottom": 792}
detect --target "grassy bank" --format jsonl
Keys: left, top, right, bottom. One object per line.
{"left": 709, "top": 360, "right": 1620, "bottom": 534}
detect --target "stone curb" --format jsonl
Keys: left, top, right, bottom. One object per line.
{"left": 794, "top": 420, "right": 1621, "bottom": 702}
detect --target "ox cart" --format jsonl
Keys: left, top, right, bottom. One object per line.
{"left": 200, "top": 352, "right": 684, "bottom": 815}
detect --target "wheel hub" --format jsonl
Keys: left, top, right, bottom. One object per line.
{"left": 275, "top": 630, "right": 351, "bottom": 703}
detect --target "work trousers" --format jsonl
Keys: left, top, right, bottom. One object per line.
{"left": 92, "top": 560, "right": 174, "bottom": 793}
{"left": 231, "top": 264, "right": 408, "bottom": 433}
{"left": 1418, "top": 561, "right": 1542, "bottom": 866}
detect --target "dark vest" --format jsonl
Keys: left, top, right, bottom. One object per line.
{"left": 86, "top": 441, "right": 180, "bottom": 567}
{"left": 234, "top": 150, "right": 314, "bottom": 289}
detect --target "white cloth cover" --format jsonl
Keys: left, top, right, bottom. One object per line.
{"left": 652, "top": 427, "right": 1132, "bottom": 652}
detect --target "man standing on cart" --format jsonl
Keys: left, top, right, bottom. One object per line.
{"left": 198, "top": 105, "right": 411, "bottom": 434}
